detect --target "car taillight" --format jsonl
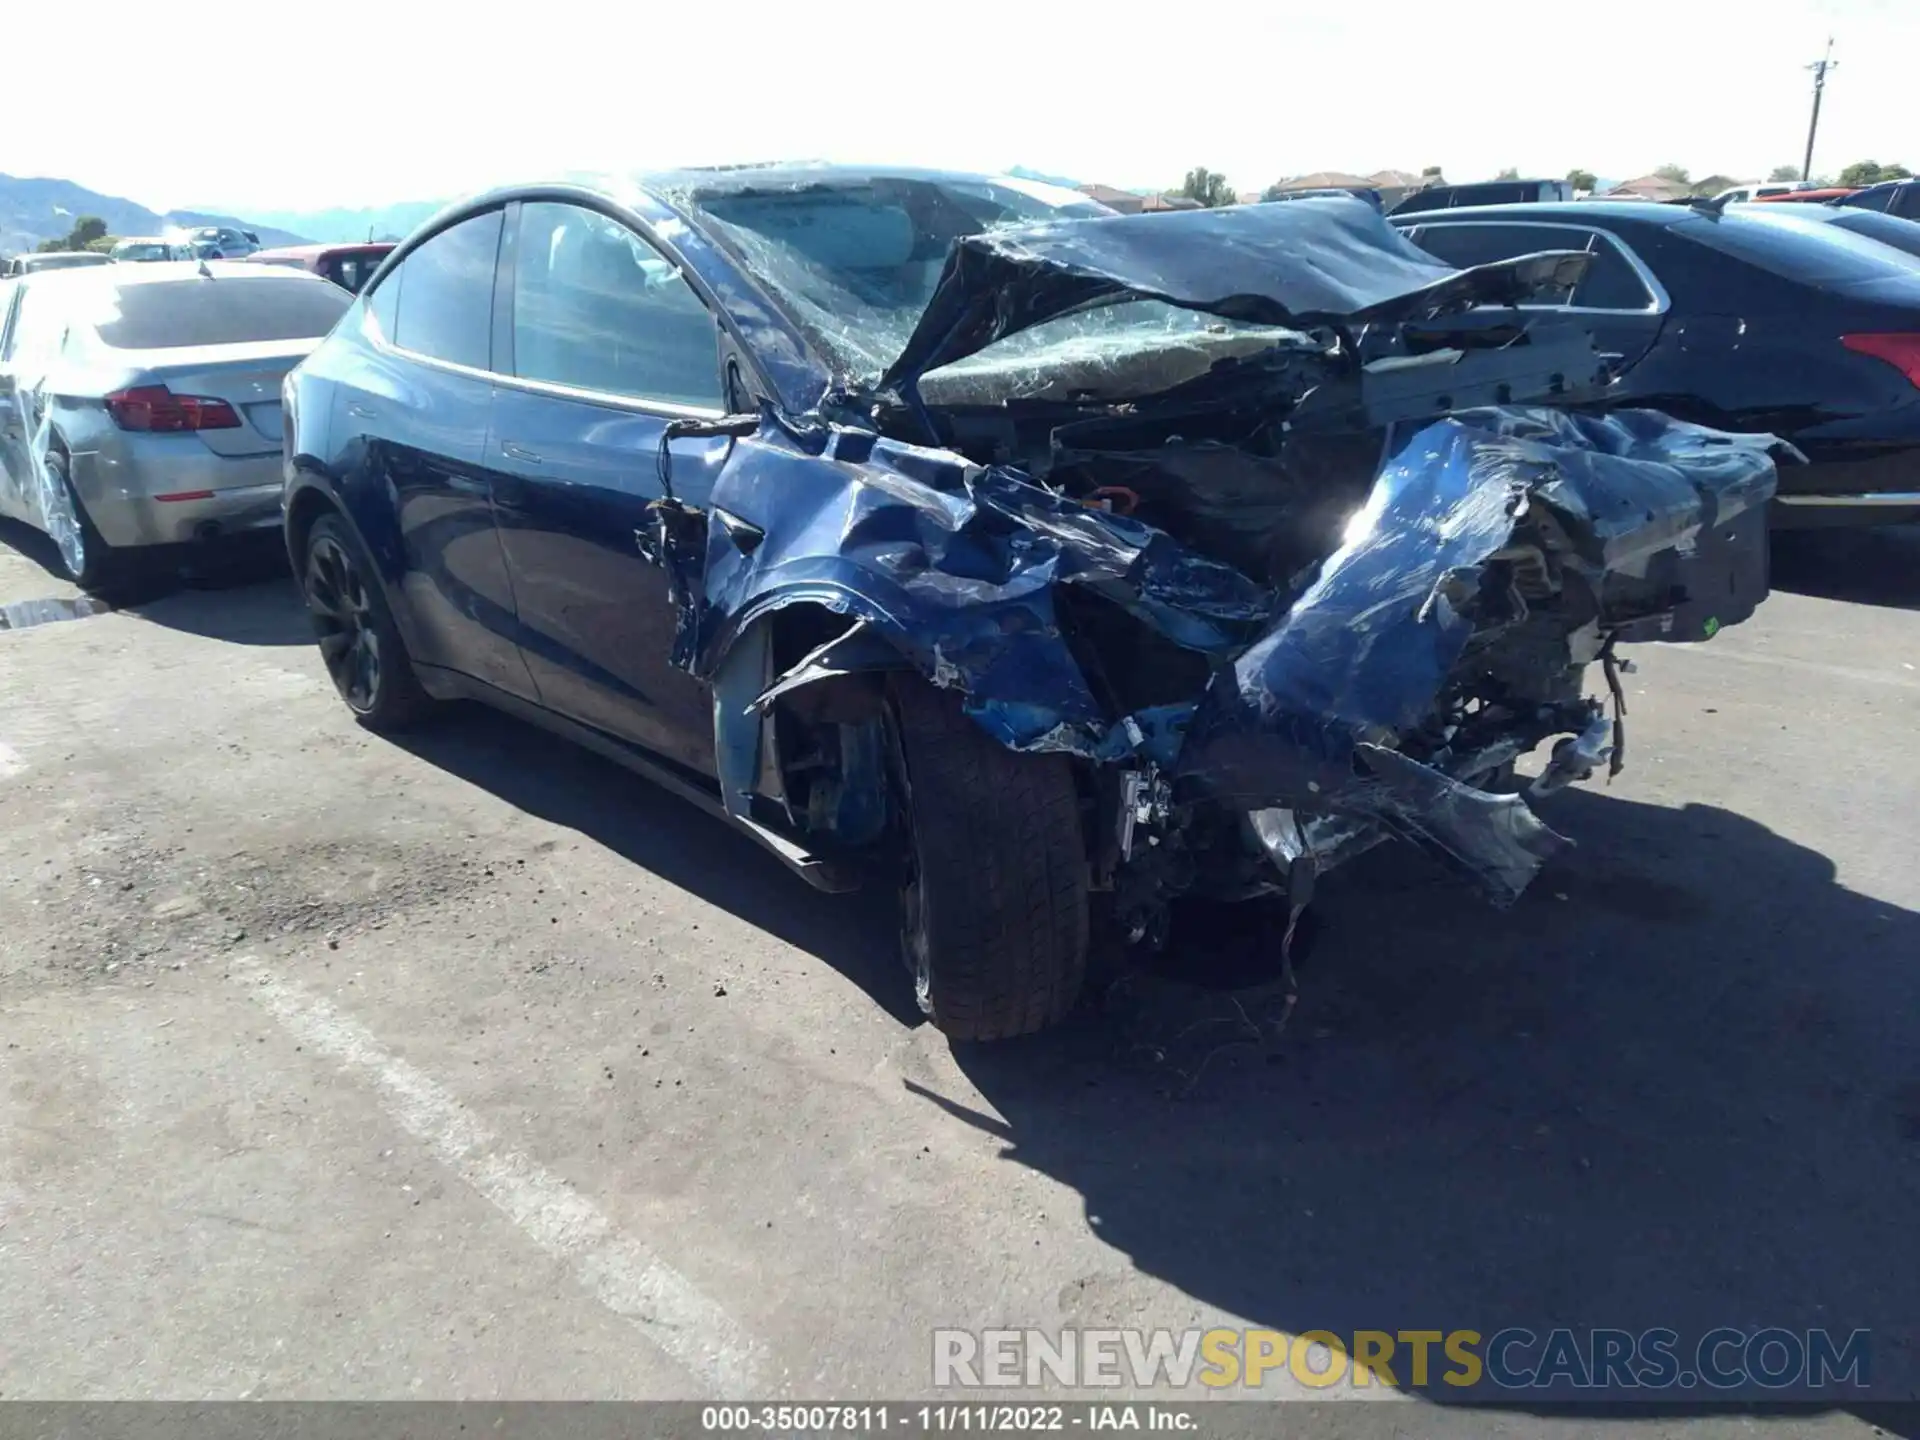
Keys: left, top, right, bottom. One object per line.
{"left": 104, "top": 384, "right": 242, "bottom": 432}
{"left": 1841, "top": 333, "right": 1920, "bottom": 389}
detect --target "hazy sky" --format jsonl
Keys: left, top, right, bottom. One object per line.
{"left": 5, "top": 0, "right": 1914, "bottom": 214}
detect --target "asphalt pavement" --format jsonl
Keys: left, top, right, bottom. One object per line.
{"left": 0, "top": 518, "right": 1915, "bottom": 1436}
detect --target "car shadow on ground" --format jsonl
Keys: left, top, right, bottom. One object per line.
{"left": 124, "top": 564, "right": 312, "bottom": 646}
{"left": 394, "top": 692, "right": 1918, "bottom": 1422}
{"left": 0, "top": 519, "right": 308, "bottom": 644}
{"left": 1771, "top": 523, "right": 1920, "bottom": 611}
{"left": 922, "top": 787, "right": 1920, "bottom": 1423}
{"left": 389, "top": 704, "right": 919, "bottom": 1027}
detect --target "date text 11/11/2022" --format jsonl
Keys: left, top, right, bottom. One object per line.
{"left": 701, "top": 1405, "right": 1197, "bottom": 1431}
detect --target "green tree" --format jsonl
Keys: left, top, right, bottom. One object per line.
{"left": 1566, "top": 168, "right": 1597, "bottom": 192}
{"left": 1838, "top": 159, "right": 1913, "bottom": 187}
{"left": 1767, "top": 164, "right": 1803, "bottom": 182}
{"left": 35, "top": 214, "right": 110, "bottom": 253}
{"left": 1494, "top": 166, "right": 1521, "bottom": 180}
{"left": 1259, "top": 182, "right": 1289, "bottom": 202}
{"left": 1179, "top": 167, "right": 1235, "bottom": 208}
{"left": 1653, "top": 164, "right": 1691, "bottom": 184}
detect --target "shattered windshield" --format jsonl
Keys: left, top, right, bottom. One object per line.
{"left": 685, "top": 175, "right": 1306, "bottom": 397}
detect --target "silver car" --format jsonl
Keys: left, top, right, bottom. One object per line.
{"left": 0, "top": 261, "right": 350, "bottom": 588}
{"left": 186, "top": 226, "right": 260, "bottom": 259}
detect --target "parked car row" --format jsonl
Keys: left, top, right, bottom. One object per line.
{"left": 1399, "top": 176, "right": 1920, "bottom": 221}
{"left": 6, "top": 238, "right": 396, "bottom": 296}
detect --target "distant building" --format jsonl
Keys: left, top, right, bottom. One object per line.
{"left": 1077, "top": 183, "right": 1146, "bottom": 214}
{"left": 1261, "top": 169, "right": 1431, "bottom": 209}
{"left": 1368, "top": 169, "right": 1431, "bottom": 210}
{"left": 1140, "top": 193, "right": 1204, "bottom": 211}
{"left": 1600, "top": 174, "right": 1691, "bottom": 202}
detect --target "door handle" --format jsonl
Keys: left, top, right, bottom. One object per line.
{"left": 500, "top": 441, "right": 543, "bottom": 465}
{"left": 346, "top": 401, "right": 380, "bottom": 420}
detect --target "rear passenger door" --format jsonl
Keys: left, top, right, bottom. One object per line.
{"left": 335, "top": 208, "right": 538, "bottom": 700}
{"left": 487, "top": 200, "right": 733, "bottom": 776}
{"left": 1405, "top": 220, "right": 1668, "bottom": 375}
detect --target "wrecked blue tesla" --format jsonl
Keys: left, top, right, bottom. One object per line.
{"left": 284, "top": 167, "right": 1784, "bottom": 1039}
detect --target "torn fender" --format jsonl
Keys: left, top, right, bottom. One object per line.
{"left": 1173, "top": 407, "right": 1780, "bottom": 899}
{"left": 684, "top": 426, "right": 1272, "bottom": 756}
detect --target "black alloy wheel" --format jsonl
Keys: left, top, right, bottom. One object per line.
{"left": 302, "top": 513, "right": 431, "bottom": 730}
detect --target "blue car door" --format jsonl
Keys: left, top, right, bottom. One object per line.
{"left": 486, "top": 200, "right": 734, "bottom": 776}
{"left": 339, "top": 208, "right": 537, "bottom": 701}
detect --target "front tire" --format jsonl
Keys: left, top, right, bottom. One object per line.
{"left": 302, "top": 512, "right": 433, "bottom": 732}
{"left": 888, "top": 676, "right": 1090, "bottom": 1041}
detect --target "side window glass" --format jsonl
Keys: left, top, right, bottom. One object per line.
{"left": 5, "top": 290, "right": 61, "bottom": 371}
{"left": 391, "top": 209, "right": 502, "bottom": 370}
{"left": 511, "top": 201, "right": 723, "bottom": 409}
{"left": 365, "top": 266, "right": 401, "bottom": 341}
{"left": 1570, "top": 237, "right": 1655, "bottom": 309}
{"left": 1415, "top": 223, "right": 1661, "bottom": 307}
{"left": 1893, "top": 186, "right": 1920, "bottom": 221}
{"left": 1409, "top": 222, "right": 1537, "bottom": 269}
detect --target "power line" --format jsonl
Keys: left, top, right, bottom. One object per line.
{"left": 1802, "top": 38, "right": 1837, "bottom": 183}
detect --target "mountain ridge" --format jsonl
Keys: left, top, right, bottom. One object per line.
{"left": 0, "top": 173, "right": 311, "bottom": 256}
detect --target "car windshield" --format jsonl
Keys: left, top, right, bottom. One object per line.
{"left": 113, "top": 243, "right": 173, "bottom": 261}
{"left": 76, "top": 274, "right": 351, "bottom": 349}
{"left": 685, "top": 174, "right": 1300, "bottom": 390}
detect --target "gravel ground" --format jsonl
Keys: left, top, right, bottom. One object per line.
{"left": 0, "top": 517, "right": 1915, "bottom": 1435}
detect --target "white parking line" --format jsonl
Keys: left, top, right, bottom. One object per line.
{"left": 232, "top": 959, "right": 764, "bottom": 1396}
{"left": 0, "top": 742, "right": 23, "bottom": 779}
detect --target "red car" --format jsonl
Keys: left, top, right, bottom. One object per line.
{"left": 1752, "top": 187, "right": 1861, "bottom": 205}
{"left": 244, "top": 242, "right": 395, "bottom": 294}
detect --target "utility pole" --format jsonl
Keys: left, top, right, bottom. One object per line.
{"left": 1802, "top": 38, "right": 1837, "bottom": 182}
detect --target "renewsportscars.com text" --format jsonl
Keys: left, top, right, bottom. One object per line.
{"left": 933, "top": 1327, "right": 1871, "bottom": 1393}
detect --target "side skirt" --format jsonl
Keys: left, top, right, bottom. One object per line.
{"left": 413, "top": 664, "right": 862, "bottom": 894}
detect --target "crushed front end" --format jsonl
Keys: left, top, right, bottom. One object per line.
{"left": 671, "top": 198, "right": 1784, "bottom": 947}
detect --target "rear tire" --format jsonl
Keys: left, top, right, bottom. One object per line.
{"left": 38, "top": 450, "right": 120, "bottom": 593}
{"left": 888, "top": 676, "right": 1090, "bottom": 1040}
{"left": 302, "top": 512, "right": 434, "bottom": 732}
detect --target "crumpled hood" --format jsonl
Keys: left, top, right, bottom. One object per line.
{"left": 878, "top": 198, "right": 1590, "bottom": 391}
